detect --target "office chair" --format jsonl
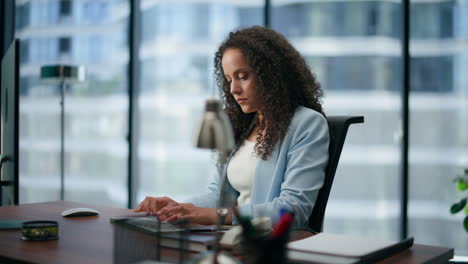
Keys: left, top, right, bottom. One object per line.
{"left": 308, "top": 115, "right": 364, "bottom": 232}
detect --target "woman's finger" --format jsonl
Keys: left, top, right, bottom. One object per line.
{"left": 145, "top": 198, "right": 155, "bottom": 215}
{"left": 166, "top": 214, "right": 180, "bottom": 223}
{"left": 158, "top": 205, "right": 182, "bottom": 217}
{"left": 157, "top": 198, "right": 171, "bottom": 211}
{"left": 147, "top": 198, "right": 156, "bottom": 214}
{"left": 167, "top": 213, "right": 191, "bottom": 224}
{"left": 160, "top": 199, "right": 178, "bottom": 212}
{"left": 133, "top": 198, "right": 147, "bottom": 212}
{"left": 133, "top": 196, "right": 179, "bottom": 214}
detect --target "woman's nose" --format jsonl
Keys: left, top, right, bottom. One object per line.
{"left": 230, "top": 80, "right": 241, "bottom": 95}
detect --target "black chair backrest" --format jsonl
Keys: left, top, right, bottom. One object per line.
{"left": 308, "top": 115, "right": 364, "bottom": 232}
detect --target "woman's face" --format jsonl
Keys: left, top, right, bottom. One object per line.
{"left": 222, "top": 48, "right": 261, "bottom": 114}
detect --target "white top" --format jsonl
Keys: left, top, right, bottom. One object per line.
{"left": 227, "top": 140, "right": 258, "bottom": 206}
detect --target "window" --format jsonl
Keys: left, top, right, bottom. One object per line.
{"left": 15, "top": 2, "right": 30, "bottom": 30}
{"left": 19, "top": 39, "right": 29, "bottom": 64}
{"left": 411, "top": 56, "right": 453, "bottom": 93}
{"left": 411, "top": 2, "right": 454, "bottom": 39}
{"left": 58, "top": 37, "right": 71, "bottom": 55}
{"left": 59, "top": 0, "right": 72, "bottom": 17}
{"left": 272, "top": 3, "right": 309, "bottom": 37}
{"left": 273, "top": 0, "right": 401, "bottom": 242}
{"left": 409, "top": 0, "right": 468, "bottom": 255}
{"left": 15, "top": 0, "right": 129, "bottom": 207}
{"left": 137, "top": 0, "right": 263, "bottom": 205}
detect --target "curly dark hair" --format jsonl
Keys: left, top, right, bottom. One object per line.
{"left": 214, "top": 26, "right": 324, "bottom": 161}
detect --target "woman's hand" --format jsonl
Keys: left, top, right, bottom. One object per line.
{"left": 156, "top": 203, "right": 218, "bottom": 225}
{"left": 133, "top": 196, "right": 178, "bottom": 216}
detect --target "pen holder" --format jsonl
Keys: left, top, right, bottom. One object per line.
{"left": 241, "top": 232, "right": 289, "bottom": 264}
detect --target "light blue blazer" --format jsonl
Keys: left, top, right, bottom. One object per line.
{"left": 188, "top": 106, "right": 330, "bottom": 230}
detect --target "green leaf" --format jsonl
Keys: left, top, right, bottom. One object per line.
{"left": 451, "top": 198, "right": 467, "bottom": 214}
{"left": 464, "top": 169, "right": 468, "bottom": 176}
{"left": 457, "top": 180, "right": 468, "bottom": 191}
{"left": 465, "top": 206, "right": 468, "bottom": 215}
{"left": 464, "top": 216, "right": 468, "bottom": 232}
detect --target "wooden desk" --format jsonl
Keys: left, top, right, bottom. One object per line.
{"left": 0, "top": 200, "right": 130, "bottom": 264}
{"left": 0, "top": 201, "right": 454, "bottom": 264}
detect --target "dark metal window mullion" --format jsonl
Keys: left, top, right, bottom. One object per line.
{"left": 1, "top": 0, "right": 15, "bottom": 57}
{"left": 127, "top": 0, "right": 141, "bottom": 209}
{"left": 264, "top": 0, "right": 271, "bottom": 28}
{"left": 401, "top": 0, "right": 410, "bottom": 240}
{"left": 0, "top": 0, "right": 16, "bottom": 206}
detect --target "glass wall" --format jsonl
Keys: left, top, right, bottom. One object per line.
{"left": 136, "top": 1, "right": 263, "bottom": 205}
{"left": 408, "top": 0, "right": 468, "bottom": 255}
{"left": 15, "top": 0, "right": 129, "bottom": 207}
{"left": 272, "top": 0, "right": 402, "bottom": 240}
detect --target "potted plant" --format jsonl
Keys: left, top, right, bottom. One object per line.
{"left": 450, "top": 169, "right": 468, "bottom": 232}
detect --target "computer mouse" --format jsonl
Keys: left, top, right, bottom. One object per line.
{"left": 61, "top": 207, "right": 100, "bottom": 217}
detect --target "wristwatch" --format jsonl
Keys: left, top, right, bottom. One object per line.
{"left": 216, "top": 208, "right": 228, "bottom": 216}
{"left": 216, "top": 208, "right": 228, "bottom": 225}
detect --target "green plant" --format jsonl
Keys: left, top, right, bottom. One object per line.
{"left": 450, "top": 169, "right": 468, "bottom": 232}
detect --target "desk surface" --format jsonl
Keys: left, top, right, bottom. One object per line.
{"left": 0, "top": 201, "right": 454, "bottom": 264}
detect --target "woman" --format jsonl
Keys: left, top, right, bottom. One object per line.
{"left": 134, "top": 26, "right": 329, "bottom": 230}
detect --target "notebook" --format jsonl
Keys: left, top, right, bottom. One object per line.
{"left": 288, "top": 233, "right": 414, "bottom": 264}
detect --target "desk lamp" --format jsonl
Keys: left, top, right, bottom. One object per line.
{"left": 40, "top": 65, "right": 86, "bottom": 200}
{"left": 193, "top": 99, "right": 237, "bottom": 264}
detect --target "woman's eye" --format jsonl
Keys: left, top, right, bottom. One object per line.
{"left": 239, "top": 74, "right": 248, "bottom": 80}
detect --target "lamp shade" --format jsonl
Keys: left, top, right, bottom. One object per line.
{"left": 40, "top": 65, "right": 86, "bottom": 83}
{"left": 194, "top": 99, "right": 235, "bottom": 152}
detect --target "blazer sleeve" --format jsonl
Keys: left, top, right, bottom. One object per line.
{"left": 237, "top": 111, "right": 330, "bottom": 229}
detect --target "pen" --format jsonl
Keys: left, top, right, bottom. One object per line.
{"left": 279, "top": 208, "right": 289, "bottom": 217}
{"left": 270, "top": 212, "right": 293, "bottom": 239}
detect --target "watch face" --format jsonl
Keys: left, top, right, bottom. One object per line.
{"left": 217, "top": 208, "right": 228, "bottom": 216}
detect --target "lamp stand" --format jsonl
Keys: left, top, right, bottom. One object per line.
{"left": 40, "top": 65, "right": 86, "bottom": 201}
{"left": 213, "top": 168, "right": 229, "bottom": 264}
{"left": 192, "top": 157, "right": 237, "bottom": 264}
{"left": 59, "top": 79, "right": 66, "bottom": 201}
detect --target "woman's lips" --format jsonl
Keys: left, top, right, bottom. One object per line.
{"left": 237, "top": 98, "right": 247, "bottom": 104}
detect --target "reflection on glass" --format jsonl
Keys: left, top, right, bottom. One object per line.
{"left": 15, "top": 0, "right": 129, "bottom": 207}
{"left": 137, "top": 1, "right": 263, "bottom": 205}
{"left": 409, "top": 0, "right": 468, "bottom": 256}
{"left": 272, "top": 0, "right": 401, "bottom": 240}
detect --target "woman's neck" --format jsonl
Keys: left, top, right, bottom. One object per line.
{"left": 247, "top": 112, "right": 265, "bottom": 142}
